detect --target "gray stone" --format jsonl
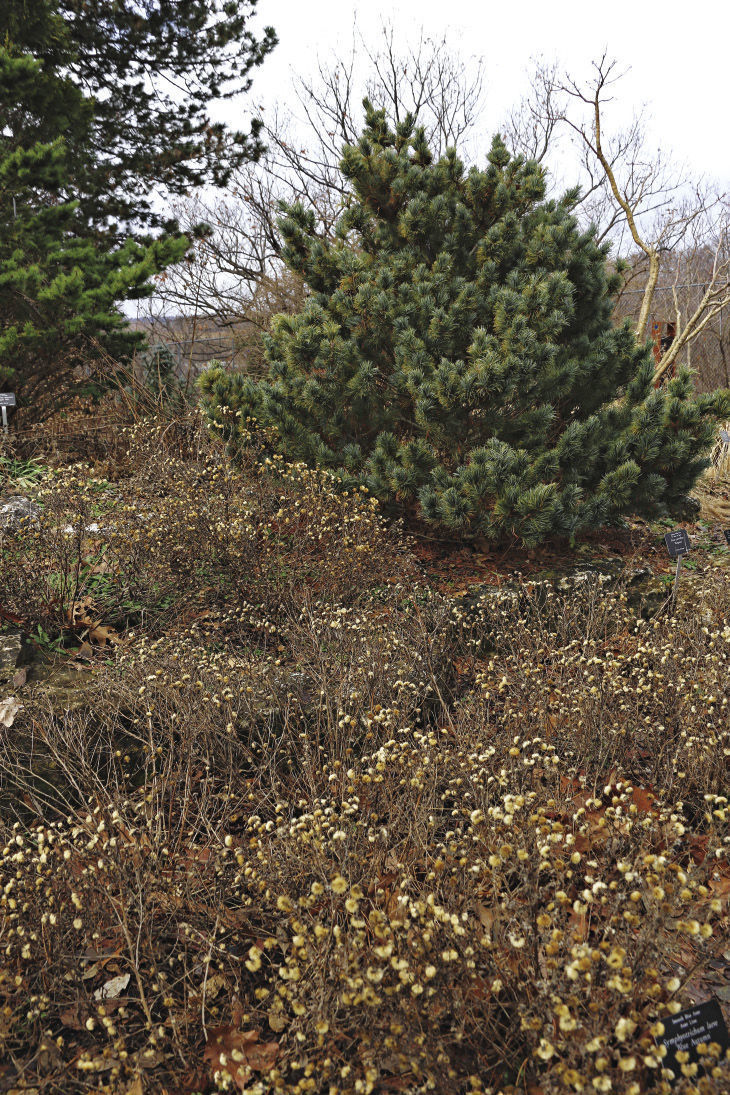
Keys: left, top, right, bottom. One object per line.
{"left": 62, "top": 520, "right": 106, "bottom": 535}
{"left": 627, "top": 565, "right": 653, "bottom": 584}
{"left": 0, "top": 630, "right": 30, "bottom": 678}
{"left": 0, "top": 496, "right": 41, "bottom": 530}
{"left": 535, "top": 558, "right": 654, "bottom": 591}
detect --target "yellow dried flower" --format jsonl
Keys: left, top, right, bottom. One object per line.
{"left": 615, "top": 1017, "right": 637, "bottom": 1041}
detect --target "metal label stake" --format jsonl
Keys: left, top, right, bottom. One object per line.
{"left": 672, "top": 552, "right": 683, "bottom": 606}
{"left": 664, "top": 528, "right": 690, "bottom": 609}
{"left": 0, "top": 393, "right": 16, "bottom": 435}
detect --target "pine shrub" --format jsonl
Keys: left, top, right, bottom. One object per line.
{"left": 200, "top": 104, "right": 730, "bottom": 546}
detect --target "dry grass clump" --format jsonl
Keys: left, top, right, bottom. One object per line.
{"left": 709, "top": 423, "right": 730, "bottom": 477}
{"left": 2, "top": 560, "right": 730, "bottom": 1093}
{"left": 692, "top": 423, "right": 730, "bottom": 522}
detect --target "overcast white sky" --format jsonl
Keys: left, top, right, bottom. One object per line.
{"left": 240, "top": 0, "right": 729, "bottom": 187}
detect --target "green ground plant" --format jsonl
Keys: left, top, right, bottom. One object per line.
{"left": 0, "top": 453, "right": 48, "bottom": 491}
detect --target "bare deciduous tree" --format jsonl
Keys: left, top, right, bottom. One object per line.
{"left": 503, "top": 59, "right": 564, "bottom": 167}
{"left": 504, "top": 54, "right": 730, "bottom": 388}
{"left": 145, "top": 23, "right": 488, "bottom": 364}
{"left": 652, "top": 213, "right": 730, "bottom": 383}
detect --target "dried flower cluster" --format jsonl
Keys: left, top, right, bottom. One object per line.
{"left": 1, "top": 423, "right": 729, "bottom": 1094}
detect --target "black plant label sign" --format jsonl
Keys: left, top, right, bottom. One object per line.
{"left": 664, "top": 529, "right": 691, "bottom": 558}
{"left": 0, "top": 393, "right": 15, "bottom": 407}
{"left": 658, "top": 999, "right": 730, "bottom": 1082}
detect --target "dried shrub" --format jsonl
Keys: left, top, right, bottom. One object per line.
{"left": 0, "top": 417, "right": 413, "bottom": 643}
{"left": 2, "top": 564, "right": 730, "bottom": 1093}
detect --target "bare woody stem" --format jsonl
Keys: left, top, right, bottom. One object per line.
{"left": 589, "top": 85, "right": 659, "bottom": 344}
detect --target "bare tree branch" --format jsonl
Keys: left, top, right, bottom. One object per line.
{"left": 507, "top": 54, "right": 730, "bottom": 388}
{"left": 148, "top": 21, "right": 487, "bottom": 353}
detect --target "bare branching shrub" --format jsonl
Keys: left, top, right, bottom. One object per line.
{"left": 2, "top": 549, "right": 730, "bottom": 1092}
{"left": 0, "top": 418, "right": 414, "bottom": 641}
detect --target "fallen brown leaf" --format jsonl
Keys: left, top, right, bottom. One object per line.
{"left": 203, "top": 1027, "right": 278, "bottom": 1091}
{"left": 11, "top": 667, "right": 27, "bottom": 689}
{"left": 475, "top": 902, "right": 497, "bottom": 933}
{"left": 631, "top": 786, "right": 656, "bottom": 813}
{"left": 88, "top": 623, "right": 118, "bottom": 646}
{"left": 59, "top": 1004, "right": 87, "bottom": 1030}
{"left": 0, "top": 695, "right": 21, "bottom": 727}
{"left": 709, "top": 875, "right": 730, "bottom": 902}
{"left": 94, "top": 972, "right": 131, "bottom": 1000}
